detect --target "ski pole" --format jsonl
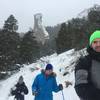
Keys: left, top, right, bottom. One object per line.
{"left": 61, "top": 90, "right": 65, "bottom": 100}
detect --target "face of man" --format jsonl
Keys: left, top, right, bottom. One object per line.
{"left": 18, "top": 77, "right": 23, "bottom": 84}
{"left": 91, "top": 38, "right": 100, "bottom": 52}
{"left": 45, "top": 69, "right": 53, "bottom": 76}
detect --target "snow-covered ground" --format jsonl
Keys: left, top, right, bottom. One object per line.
{"left": 0, "top": 49, "right": 80, "bottom": 100}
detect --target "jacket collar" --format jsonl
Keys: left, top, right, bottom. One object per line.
{"left": 87, "top": 46, "right": 100, "bottom": 62}
{"left": 41, "top": 69, "right": 56, "bottom": 77}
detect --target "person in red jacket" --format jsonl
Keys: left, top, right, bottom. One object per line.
{"left": 10, "top": 76, "right": 28, "bottom": 100}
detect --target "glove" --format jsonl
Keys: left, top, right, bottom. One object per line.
{"left": 32, "top": 91, "right": 38, "bottom": 96}
{"left": 21, "top": 92, "right": 24, "bottom": 95}
{"left": 65, "top": 81, "right": 72, "bottom": 87}
{"left": 58, "top": 84, "right": 63, "bottom": 90}
{"left": 11, "top": 86, "right": 16, "bottom": 91}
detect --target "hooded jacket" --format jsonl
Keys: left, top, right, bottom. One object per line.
{"left": 32, "top": 70, "right": 61, "bottom": 100}
{"left": 75, "top": 47, "right": 100, "bottom": 100}
{"left": 11, "top": 82, "right": 28, "bottom": 100}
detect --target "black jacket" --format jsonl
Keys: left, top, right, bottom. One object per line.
{"left": 75, "top": 47, "right": 100, "bottom": 100}
{"left": 11, "top": 82, "right": 28, "bottom": 100}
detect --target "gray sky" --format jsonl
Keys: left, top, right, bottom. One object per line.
{"left": 0, "top": 0, "right": 100, "bottom": 32}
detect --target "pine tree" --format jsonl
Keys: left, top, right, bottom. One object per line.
{"left": 3, "top": 14, "right": 18, "bottom": 32}
{"left": 0, "top": 30, "right": 20, "bottom": 71}
{"left": 20, "top": 31, "right": 40, "bottom": 64}
{"left": 56, "top": 23, "right": 71, "bottom": 53}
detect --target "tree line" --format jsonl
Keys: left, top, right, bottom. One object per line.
{"left": 0, "top": 15, "right": 40, "bottom": 72}
{"left": 0, "top": 4, "right": 100, "bottom": 74}
{"left": 56, "top": 4, "right": 100, "bottom": 53}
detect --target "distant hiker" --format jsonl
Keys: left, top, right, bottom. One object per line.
{"left": 10, "top": 75, "right": 28, "bottom": 100}
{"left": 75, "top": 30, "right": 100, "bottom": 100}
{"left": 32, "top": 64, "right": 63, "bottom": 100}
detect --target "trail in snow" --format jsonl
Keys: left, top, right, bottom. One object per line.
{"left": 0, "top": 49, "right": 80, "bottom": 100}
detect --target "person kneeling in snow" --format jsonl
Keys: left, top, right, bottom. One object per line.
{"left": 32, "top": 64, "right": 63, "bottom": 100}
{"left": 10, "top": 76, "right": 28, "bottom": 100}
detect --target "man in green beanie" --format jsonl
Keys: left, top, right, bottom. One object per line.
{"left": 74, "top": 30, "right": 100, "bottom": 100}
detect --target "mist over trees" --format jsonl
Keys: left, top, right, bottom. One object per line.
{"left": 0, "top": 4, "right": 100, "bottom": 77}
{"left": 56, "top": 4, "right": 100, "bottom": 53}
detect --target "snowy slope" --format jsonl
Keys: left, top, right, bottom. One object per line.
{"left": 0, "top": 49, "right": 80, "bottom": 100}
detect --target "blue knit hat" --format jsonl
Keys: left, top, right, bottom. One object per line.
{"left": 45, "top": 64, "right": 53, "bottom": 70}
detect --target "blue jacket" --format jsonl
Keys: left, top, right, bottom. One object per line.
{"left": 32, "top": 70, "right": 61, "bottom": 100}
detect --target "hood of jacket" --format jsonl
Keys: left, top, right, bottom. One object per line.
{"left": 41, "top": 69, "right": 56, "bottom": 77}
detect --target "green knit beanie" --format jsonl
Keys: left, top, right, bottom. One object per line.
{"left": 89, "top": 30, "right": 100, "bottom": 45}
